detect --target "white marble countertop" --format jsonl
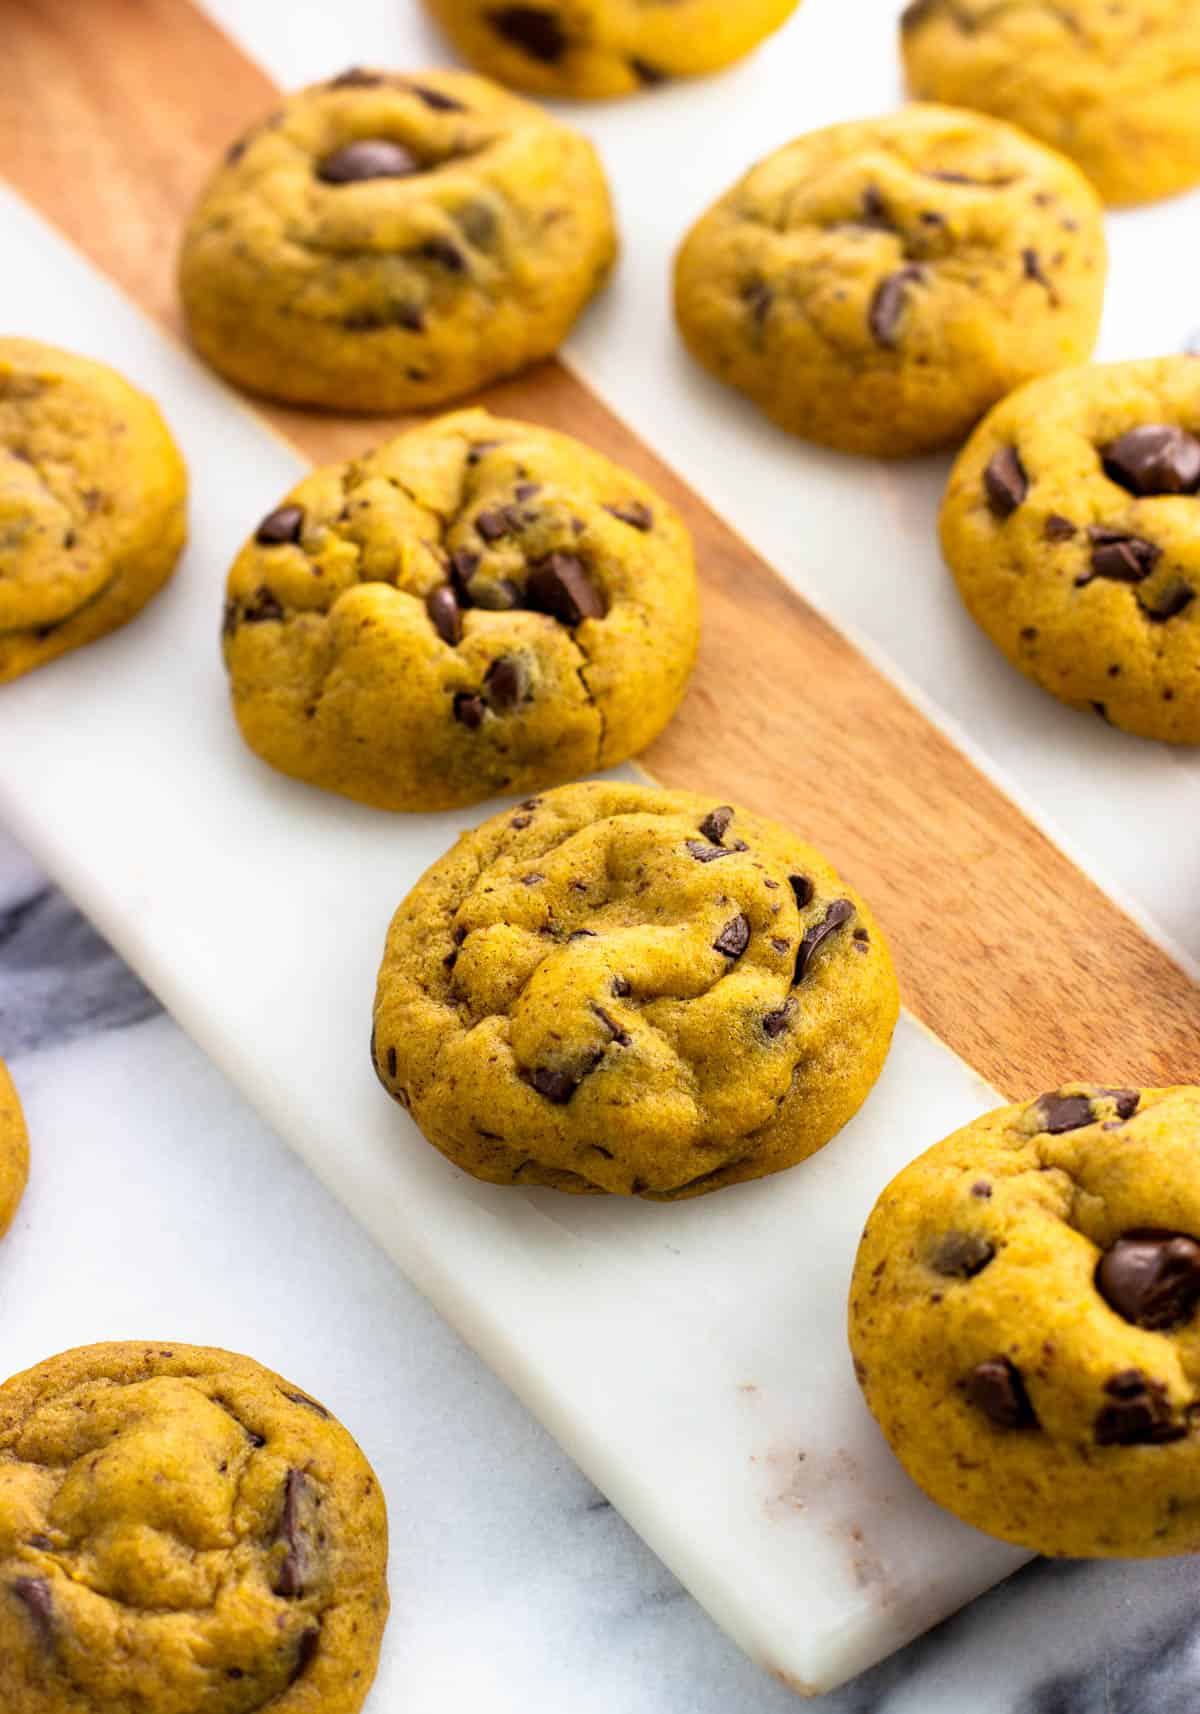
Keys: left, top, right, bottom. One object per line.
{"left": 4, "top": 0, "right": 1200, "bottom": 1708}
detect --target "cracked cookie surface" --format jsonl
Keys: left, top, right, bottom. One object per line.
{"left": 850, "top": 1085, "right": 1200, "bottom": 1557}
{"left": 0, "top": 1342, "right": 389, "bottom": 1714}
{"left": 179, "top": 69, "right": 616, "bottom": 411}
{"left": 0, "top": 1061, "right": 28, "bottom": 1242}
{"left": 901, "top": 0, "right": 1200, "bottom": 207}
{"left": 421, "top": 0, "right": 800, "bottom": 99}
{"left": 942, "top": 357, "right": 1200, "bottom": 742}
{"left": 673, "top": 104, "right": 1106, "bottom": 457}
{"left": 0, "top": 339, "right": 187, "bottom": 684}
{"left": 372, "top": 780, "right": 899, "bottom": 1197}
{"left": 223, "top": 409, "right": 699, "bottom": 810}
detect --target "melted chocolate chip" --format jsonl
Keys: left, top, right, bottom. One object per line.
{"left": 530, "top": 1066, "right": 577, "bottom": 1104}
{"left": 1095, "top": 1369, "right": 1183, "bottom": 1446}
{"left": 794, "top": 899, "right": 854, "bottom": 982}
{"left": 1044, "top": 513, "right": 1077, "bottom": 541}
{"left": 12, "top": 1577, "right": 54, "bottom": 1647}
{"left": 605, "top": 500, "right": 653, "bottom": 531}
{"left": 317, "top": 139, "right": 421, "bottom": 184}
{"left": 255, "top": 504, "right": 304, "bottom": 546}
{"left": 484, "top": 655, "right": 524, "bottom": 710}
{"left": 983, "top": 445, "right": 1028, "bottom": 518}
{"left": 763, "top": 996, "right": 797, "bottom": 1038}
{"left": 526, "top": 553, "right": 605, "bottom": 624}
{"left": 1103, "top": 425, "right": 1200, "bottom": 497}
{"left": 713, "top": 914, "right": 751, "bottom": 959}
{"left": 1083, "top": 528, "right": 1161, "bottom": 585}
{"left": 1035, "top": 1091, "right": 1094, "bottom": 1133}
{"left": 930, "top": 1232, "right": 995, "bottom": 1278}
{"left": 1096, "top": 1231, "right": 1200, "bottom": 1330}
{"left": 453, "top": 691, "right": 486, "bottom": 729}
{"left": 869, "top": 266, "right": 923, "bottom": 348}
{"left": 965, "top": 1357, "right": 1036, "bottom": 1429}
{"left": 427, "top": 584, "right": 463, "bottom": 645}
{"left": 699, "top": 805, "right": 734, "bottom": 844}
{"left": 274, "top": 1469, "right": 308, "bottom": 1598}
{"left": 487, "top": 5, "right": 568, "bottom": 61}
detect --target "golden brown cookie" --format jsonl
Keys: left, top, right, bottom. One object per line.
{"left": 373, "top": 780, "right": 899, "bottom": 1197}
{"left": 0, "top": 1342, "right": 389, "bottom": 1712}
{"left": 0, "top": 339, "right": 187, "bottom": 683}
{"left": 673, "top": 104, "right": 1106, "bottom": 457}
{"left": 223, "top": 409, "right": 699, "bottom": 810}
{"left": 179, "top": 69, "right": 617, "bottom": 411}
{"left": 941, "top": 357, "right": 1200, "bottom": 742}
{"left": 0, "top": 1061, "right": 29, "bottom": 1242}
{"left": 850, "top": 1084, "right": 1200, "bottom": 1557}
{"left": 901, "top": 0, "right": 1200, "bottom": 207}
{"left": 421, "top": 0, "right": 801, "bottom": 99}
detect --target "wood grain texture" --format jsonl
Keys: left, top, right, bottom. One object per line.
{"left": 2, "top": 0, "right": 1198, "bottom": 1098}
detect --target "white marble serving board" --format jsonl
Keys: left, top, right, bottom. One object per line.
{"left": 0, "top": 181, "right": 1029, "bottom": 1693}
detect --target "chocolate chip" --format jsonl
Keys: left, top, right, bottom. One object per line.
{"left": 387, "top": 1047, "right": 397, "bottom": 1078}
{"left": 713, "top": 914, "right": 751, "bottom": 959}
{"left": 328, "top": 66, "right": 386, "bottom": 88}
{"left": 342, "top": 302, "right": 424, "bottom": 333}
{"left": 789, "top": 875, "right": 814, "bottom": 908}
{"left": 861, "top": 183, "right": 889, "bottom": 225}
{"left": 291, "top": 1626, "right": 321, "bottom": 1684}
{"left": 317, "top": 139, "right": 421, "bottom": 183}
{"left": 612, "top": 975, "right": 632, "bottom": 997}
{"left": 630, "top": 56, "right": 667, "bottom": 85}
{"left": 1095, "top": 1369, "right": 1184, "bottom": 1446}
{"left": 12, "top": 1578, "right": 54, "bottom": 1647}
{"left": 1096, "top": 1231, "right": 1200, "bottom": 1330}
{"left": 521, "top": 872, "right": 544, "bottom": 887}
{"left": 1035, "top": 1091, "right": 1094, "bottom": 1133}
{"left": 1083, "top": 528, "right": 1161, "bottom": 585}
{"left": 526, "top": 553, "right": 606, "bottom": 624}
{"left": 1022, "top": 247, "right": 1052, "bottom": 293}
{"left": 763, "top": 996, "right": 797, "bottom": 1038}
{"left": 427, "top": 584, "right": 463, "bottom": 645}
{"left": 241, "top": 587, "right": 284, "bottom": 625}
{"left": 869, "top": 266, "right": 923, "bottom": 348}
{"left": 605, "top": 500, "right": 653, "bottom": 531}
{"left": 794, "top": 899, "right": 854, "bottom": 982}
{"left": 685, "top": 840, "right": 735, "bottom": 862}
{"left": 699, "top": 805, "right": 734, "bottom": 844}
{"left": 530, "top": 1066, "right": 577, "bottom": 1103}
{"left": 591, "top": 1003, "right": 630, "bottom": 1046}
{"left": 449, "top": 548, "right": 480, "bottom": 592}
{"left": 568, "top": 928, "right": 596, "bottom": 940}
{"left": 274, "top": 1469, "right": 308, "bottom": 1598}
{"left": 742, "top": 278, "right": 773, "bottom": 329}
{"left": 487, "top": 5, "right": 568, "bottom": 60}
{"left": 282, "top": 1390, "right": 331, "bottom": 1419}
{"left": 1107, "top": 1088, "right": 1139, "bottom": 1119}
{"left": 929, "top": 1233, "right": 995, "bottom": 1278}
{"left": 1139, "top": 579, "right": 1195, "bottom": 622}
{"left": 453, "top": 691, "right": 486, "bottom": 729}
{"left": 1103, "top": 425, "right": 1200, "bottom": 496}
{"left": 965, "top": 1358, "right": 1036, "bottom": 1429}
{"left": 421, "top": 237, "right": 466, "bottom": 272}
{"left": 1044, "top": 513, "right": 1077, "bottom": 541}
{"left": 900, "top": 0, "right": 938, "bottom": 26}
{"left": 983, "top": 445, "right": 1028, "bottom": 518}
{"left": 475, "top": 508, "right": 512, "bottom": 542}
{"left": 514, "top": 481, "right": 541, "bottom": 502}
{"left": 484, "top": 656, "right": 524, "bottom": 710}
{"left": 971, "top": 1180, "right": 992, "bottom": 1198}
{"left": 406, "top": 82, "right": 467, "bottom": 112}
{"left": 255, "top": 504, "right": 304, "bottom": 546}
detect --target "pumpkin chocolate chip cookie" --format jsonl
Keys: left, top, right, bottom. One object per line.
{"left": 942, "top": 357, "right": 1200, "bottom": 742}
{"left": 372, "top": 780, "right": 899, "bottom": 1198}
{"left": 223, "top": 410, "right": 698, "bottom": 810}
{"left": 850, "top": 1085, "right": 1200, "bottom": 1557}
{"left": 421, "top": 0, "right": 801, "bottom": 99}
{"left": 0, "top": 338, "right": 187, "bottom": 684}
{"left": 0, "top": 1342, "right": 389, "bottom": 1713}
{"left": 900, "top": 0, "right": 1200, "bottom": 207}
{"left": 0, "top": 1060, "right": 28, "bottom": 1241}
{"left": 179, "top": 69, "right": 617, "bottom": 411}
{"left": 673, "top": 104, "right": 1106, "bottom": 457}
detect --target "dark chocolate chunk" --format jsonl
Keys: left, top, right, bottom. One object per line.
{"left": 605, "top": 500, "right": 654, "bottom": 531}
{"left": 869, "top": 266, "right": 923, "bottom": 348}
{"left": 789, "top": 875, "right": 814, "bottom": 908}
{"left": 1106, "top": 1087, "right": 1139, "bottom": 1119}
{"left": 591, "top": 1003, "right": 631, "bottom": 1046}
{"left": 1103, "top": 425, "right": 1200, "bottom": 497}
{"left": 274, "top": 1469, "right": 308, "bottom": 1598}
{"left": 530, "top": 1066, "right": 577, "bottom": 1103}
{"left": 526, "top": 553, "right": 606, "bottom": 624}
{"left": 317, "top": 139, "right": 421, "bottom": 184}
{"left": 427, "top": 584, "right": 463, "bottom": 645}
{"left": 282, "top": 1390, "right": 331, "bottom": 1419}
{"left": 1139, "top": 579, "right": 1195, "bottom": 622}
{"left": 794, "top": 899, "right": 854, "bottom": 982}
{"left": 929, "top": 1232, "right": 995, "bottom": 1279}
{"left": 698, "top": 805, "right": 734, "bottom": 845}
{"left": 1096, "top": 1231, "right": 1200, "bottom": 1330}
{"left": 1044, "top": 513, "right": 1077, "bottom": 541}
{"left": 763, "top": 996, "right": 797, "bottom": 1038}
{"left": 1035, "top": 1091, "right": 1094, "bottom": 1133}
{"left": 484, "top": 655, "right": 524, "bottom": 710}
{"left": 487, "top": 5, "right": 568, "bottom": 61}
{"left": 1083, "top": 528, "right": 1161, "bottom": 585}
{"left": 1095, "top": 1369, "right": 1183, "bottom": 1446}
{"left": 453, "top": 691, "right": 487, "bottom": 729}
{"left": 965, "top": 1357, "right": 1036, "bottom": 1429}
{"left": 713, "top": 914, "right": 751, "bottom": 960}
{"left": 12, "top": 1577, "right": 54, "bottom": 1647}
{"left": 983, "top": 445, "right": 1028, "bottom": 518}
{"left": 255, "top": 504, "right": 304, "bottom": 546}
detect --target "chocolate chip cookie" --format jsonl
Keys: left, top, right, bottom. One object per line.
{"left": 373, "top": 780, "right": 899, "bottom": 1197}
{"left": 223, "top": 409, "right": 699, "bottom": 809}
{"left": 0, "top": 339, "right": 187, "bottom": 683}
{"left": 901, "top": 0, "right": 1200, "bottom": 207}
{"left": 673, "top": 104, "right": 1106, "bottom": 457}
{"left": 0, "top": 1342, "right": 389, "bottom": 1712}
{"left": 421, "top": 0, "right": 801, "bottom": 99}
{"left": 0, "top": 1060, "right": 28, "bottom": 1242}
{"left": 850, "top": 1084, "right": 1200, "bottom": 1557}
{"left": 942, "top": 357, "right": 1200, "bottom": 742}
{"left": 179, "top": 70, "right": 617, "bottom": 411}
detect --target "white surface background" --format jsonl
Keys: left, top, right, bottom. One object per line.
{"left": 3, "top": 1, "right": 1200, "bottom": 1709}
